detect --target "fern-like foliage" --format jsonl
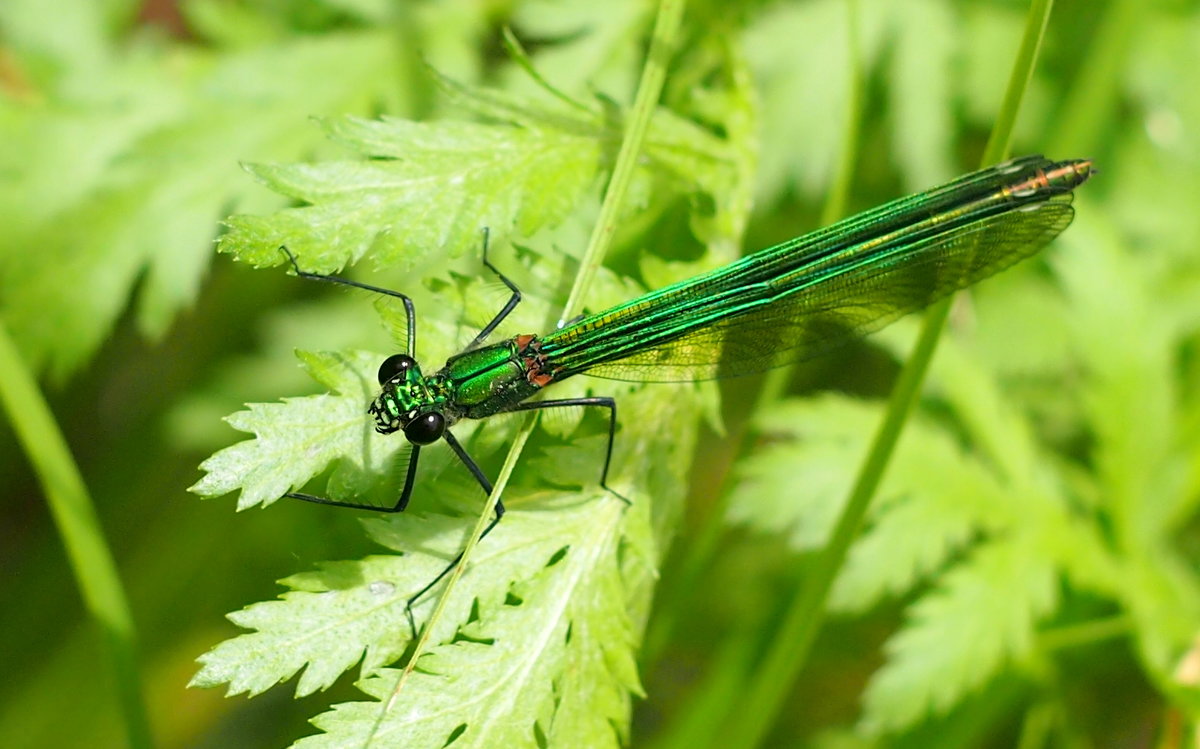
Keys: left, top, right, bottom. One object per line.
{"left": 194, "top": 378, "right": 705, "bottom": 746}
{"left": 728, "top": 201, "right": 1200, "bottom": 734}
{"left": 0, "top": 30, "right": 401, "bottom": 381}
{"left": 220, "top": 114, "right": 604, "bottom": 274}
{"left": 219, "top": 72, "right": 733, "bottom": 276}
{"left": 191, "top": 349, "right": 396, "bottom": 511}
{"left": 189, "top": 59, "right": 740, "bottom": 745}
{"left": 287, "top": 496, "right": 643, "bottom": 748}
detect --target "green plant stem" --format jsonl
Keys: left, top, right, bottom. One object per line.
{"left": 368, "top": 414, "right": 538, "bottom": 746}
{"left": 1015, "top": 701, "right": 1058, "bottom": 749}
{"left": 0, "top": 321, "right": 152, "bottom": 749}
{"left": 1038, "top": 615, "right": 1131, "bottom": 652}
{"left": 558, "top": 0, "right": 685, "bottom": 324}
{"left": 981, "top": 0, "right": 1054, "bottom": 162}
{"left": 721, "top": 1, "right": 1056, "bottom": 746}
{"left": 372, "top": 1, "right": 686, "bottom": 735}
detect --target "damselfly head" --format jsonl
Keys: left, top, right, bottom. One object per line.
{"left": 369, "top": 355, "right": 427, "bottom": 435}
{"left": 368, "top": 354, "right": 452, "bottom": 443}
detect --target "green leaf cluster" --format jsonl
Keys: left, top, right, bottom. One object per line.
{"left": 187, "top": 41, "right": 734, "bottom": 742}
{"left": 0, "top": 5, "right": 401, "bottom": 379}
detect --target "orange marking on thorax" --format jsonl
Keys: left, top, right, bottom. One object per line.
{"left": 514, "top": 334, "right": 558, "bottom": 388}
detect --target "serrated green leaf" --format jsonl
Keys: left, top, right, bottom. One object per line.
{"left": 191, "top": 554, "right": 429, "bottom": 697}
{"left": 829, "top": 430, "right": 1012, "bottom": 614}
{"left": 217, "top": 64, "right": 737, "bottom": 278}
{"left": 727, "top": 396, "right": 877, "bottom": 549}
{"left": 0, "top": 31, "right": 398, "bottom": 380}
{"left": 730, "top": 393, "right": 1020, "bottom": 615}
{"left": 859, "top": 538, "right": 1058, "bottom": 734}
{"left": 729, "top": 337, "right": 1124, "bottom": 732}
{"left": 289, "top": 496, "right": 638, "bottom": 749}
{"left": 1055, "top": 210, "right": 1200, "bottom": 685}
{"left": 220, "top": 114, "right": 604, "bottom": 274}
{"left": 1055, "top": 214, "right": 1174, "bottom": 518}
{"left": 194, "top": 357, "right": 705, "bottom": 743}
{"left": 189, "top": 349, "right": 395, "bottom": 510}
{"left": 190, "top": 493, "right": 630, "bottom": 702}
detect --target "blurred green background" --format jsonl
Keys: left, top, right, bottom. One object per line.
{"left": 2, "top": 0, "right": 1199, "bottom": 747}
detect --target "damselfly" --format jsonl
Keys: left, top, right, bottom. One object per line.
{"left": 281, "top": 155, "right": 1093, "bottom": 537}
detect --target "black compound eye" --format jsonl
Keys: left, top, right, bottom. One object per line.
{"left": 377, "top": 354, "right": 416, "bottom": 385}
{"left": 403, "top": 412, "right": 445, "bottom": 445}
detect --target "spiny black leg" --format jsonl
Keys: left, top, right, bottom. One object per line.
{"left": 278, "top": 246, "right": 417, "bottom": 355}
{"left": 404, "top": 429, "right": 505, "bottom": 636}
{"left": 283, "top": 445, "right": 422, "bottom": 513}
{"left": 469, "top": 228, "right": 523, "bottom": 348}
{"left": 442, "top": 430, "right": 499, "bottom": 504}
{"left": 508, "top": 397, "right": 630, "bottom": 504}
{"left": 277, "top": 246, "right": 423, "bottom": 513}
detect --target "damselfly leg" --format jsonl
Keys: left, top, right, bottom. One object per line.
{"left": 277, "top": 229, "right": 629, "bottom": 633}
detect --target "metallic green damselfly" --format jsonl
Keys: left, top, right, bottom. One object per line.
{"left": 282, "top": 155, "right": 1093, "bottom": 532}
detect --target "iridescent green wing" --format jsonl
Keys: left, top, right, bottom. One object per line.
{"left": 554, "top": 194, "right": 1075, "bottom": 383}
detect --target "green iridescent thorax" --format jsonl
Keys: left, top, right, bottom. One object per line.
{"left": 368, "top": 336, "right": 553, "bottom": 436}
{"left": 438, "top": 336, "right": 550, "bottom": 419}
